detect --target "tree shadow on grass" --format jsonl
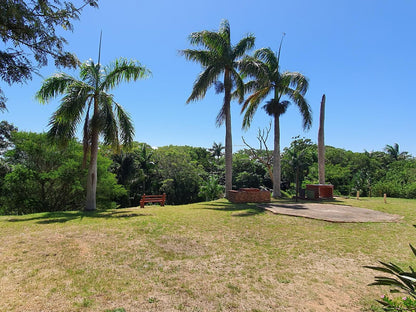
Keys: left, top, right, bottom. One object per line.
{"left": 197, "top": 201, "right": 265, "bottom": 217}
{"left": 5, "top": 209, "right": 151, "bottom": 224}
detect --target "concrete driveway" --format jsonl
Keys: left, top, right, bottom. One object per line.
{"left": 262, "top": 202, "right": 402, "bottom": 223}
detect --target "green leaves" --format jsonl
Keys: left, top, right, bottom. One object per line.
{"left": 366, "top": 243, "right": 416, "bottom": 310}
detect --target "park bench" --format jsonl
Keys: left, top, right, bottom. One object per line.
{"left": 140, "top": 193, "right": 166, "bottom": 208}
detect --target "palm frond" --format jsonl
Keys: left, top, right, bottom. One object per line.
{"left": 238, "top": 55, "right": 268, "bottom": 81}
{"left": 79, "top": 60, "right": 101, "bottom": 89}
{"left": 98, "top": 92, "right": 119, "bottom": 146}
{"left": 254, "top": 48, "right": 278, "bottom": 69}
{"left": 47, "top": 82, "right": 93, "bottom": 143}
{"left": 102, "top": 58, "right": 151, "bottom": 91}
{"left": 232, "top": 35, "right": 255, "bottom": 59}
{"left": 114, "top": 100, "right": 134, "bottom": 147}
{"left": 289, "top": 90, "right": 312, "bottom": 130}
{"left": 188, "top": 30, "right": 227, "bottom": 55}
{"left": 180, "top": 49, "right": 216, "bottom": 67}
{"left": 187, "top": 65, "right": 222, "bottom": 103}
{"left": 282, "top": 71, "right": 309, "bottom": 95}
{"left": 218, "top": 19, "right": 231, "bottom": 44}
{"left": 215, "top": 103, "right": 226, "bottom": 127}
{"left": 36, "top": 73, "right": 79, "bottom": 103}
{"left": 241, "top": 86, "right": 271, "bottom": 129}
{"left": 230, "top": 68, "right": 245, "bottom": 103}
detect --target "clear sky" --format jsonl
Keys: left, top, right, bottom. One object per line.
{"left": 2, "top": 0, "right": 416, "bottom": 155}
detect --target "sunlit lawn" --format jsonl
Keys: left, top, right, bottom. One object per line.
{"left": 1, "top": 197, "right": 415, "bottom": 311}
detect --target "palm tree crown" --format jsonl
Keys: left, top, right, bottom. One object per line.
{"left": 180, "top": 19, "right": 255, "bottom": 195}
{"left": 36, "top": 58, "right": 150, "bottom": 210}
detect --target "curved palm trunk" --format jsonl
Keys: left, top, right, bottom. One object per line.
{"left": 85, "top": 98, "right": 99, "bottom": 211}
{"left": 272, "top": 114, "right": 281, "bottom": 198}
{"left": 224, "top": 70, "right": 233, "bottom": 198}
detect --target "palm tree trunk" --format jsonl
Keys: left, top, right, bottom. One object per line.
{"left": 318, "top": 94, "right": 326, "bottom": 184}
{"left": 272, "top": 114, "right": 281, "bottom": 198}
{"left": 85, "top": 98, "right": 99, "bottom": 211}
{"left": 224, "top": 70, "right": 233, "bottom": 198}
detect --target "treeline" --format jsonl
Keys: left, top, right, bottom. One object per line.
{"left": 0, "top": 127, "right": 414, "bottom": 215}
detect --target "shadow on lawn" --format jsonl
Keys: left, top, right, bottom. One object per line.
{"left": 6, "top": 209, "right": 151, "bottom": 224}
{"left": 198, "top": 201, "right": 265, "bottom": 217}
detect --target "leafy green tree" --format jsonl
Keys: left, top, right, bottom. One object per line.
{"left": 233, "top": 149, "right": 271, "bottom": 190}
{"left": 1, "top": 132, "right": 85, "bottom": 214}
{"left": 36, "top": 58, "right": 150, "bottom": 211}
{"left": 155, "top": 145, "right": 205, "bottom": 205}
{"left": 239, "top": 36, "right": 311, "bottom": 198}
{"left": 180, "top": 19, "right": 255, "bottom": 197}
{"left": 1, "top": 131, "right": 125, "bottom": 215}
{"left": 0, "top": 120, "right": 17, "bottom": 154}
{"left": 281, "top": 137, "right": 316, "bottom": 199}
{"left": 0, "top": 0, "right": 99, "bottom": 109}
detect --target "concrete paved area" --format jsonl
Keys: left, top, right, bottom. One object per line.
{"left": 262, "top": 202, "right": 402, "bottom": 223}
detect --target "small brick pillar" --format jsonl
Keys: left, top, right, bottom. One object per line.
{"left": 306, "top": 184, "right": 334, "bottom": 199}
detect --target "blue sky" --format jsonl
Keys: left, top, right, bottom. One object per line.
{"left": 2, "top": 0, "right": 416, "bottom": 155}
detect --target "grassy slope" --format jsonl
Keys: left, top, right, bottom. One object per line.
{"left": 1, "top": 197, "right": 415, "bottom": 311}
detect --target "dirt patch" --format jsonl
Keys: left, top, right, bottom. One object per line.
{"left": 262, "top": 202, "right": 402, "bottom": 222}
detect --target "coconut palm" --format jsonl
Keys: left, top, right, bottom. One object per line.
{"left": 240, "top": 37, "right": 311, "bottom": 198}
{"left": 180, "top": 19, "right": 255, "bottom": 197}
{"left": 36, "top": 58, "right": 150, "bottom": 210}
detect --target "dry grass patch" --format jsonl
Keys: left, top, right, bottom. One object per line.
{"left": 1, "top": 198, "right": 415, "bottom": 311}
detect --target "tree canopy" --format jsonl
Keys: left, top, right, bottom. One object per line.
{"left": 0, "top": 0, "right": 99, "bottom": 109}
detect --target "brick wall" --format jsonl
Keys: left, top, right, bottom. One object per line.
{"left": 228, "top": 189, "right": 271, "bottom": 203}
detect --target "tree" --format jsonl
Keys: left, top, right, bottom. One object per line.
{"left": 0, "top": 120, "right": 17, "bottom": 155}
{"left": 281, "top": 137, "right": 316, "bottom": 200}
{"left": 36, "top": 58, "right": 150, "bottom": 211}
{"left": 180, "top": 19, "right": 255, "bottom": 197}
{"left": 240, "top": 35, "right": 311, "bottom": 198}
{"left": 0, "top": 0, "right": 99, "bottom": 109}
{"left": 155, "top": 145, "right": 205, "bottom": 205}
{"left": 209, "top": 142, "right": 225, "bottom": 161}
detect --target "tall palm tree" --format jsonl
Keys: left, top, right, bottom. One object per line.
{"left": 180, "top": 19, "right": 255, "bottom": 197}
{"left": 36, "top": 58, "right": 150, "bottom": 210}
{"left": 240, "top": 37, "right": 311, "bottom": 198}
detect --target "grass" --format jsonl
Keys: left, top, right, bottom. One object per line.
{"left": 1, "top": 197, "right": 415, "bottom": 311}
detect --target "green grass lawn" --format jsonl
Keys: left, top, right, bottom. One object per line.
{"left": 1, "top": 197, "right": 415, "bottom": 311}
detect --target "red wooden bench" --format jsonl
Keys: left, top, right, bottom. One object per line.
{"left": 140, "top": 193, "right": 166, "bottom": 208}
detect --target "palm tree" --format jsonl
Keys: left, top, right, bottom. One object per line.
{"left": 180, "top": 19, "right": 255, "bottom": 197}
{"left": 240, "top": 36, "right": 311, "bottom": 198}
{"left": 209, "top": 142, "right": 225, "bottom": 160}
{"left": 384, "top": 143, "right": 409, "bottom": 161}
{"left": 36, "top": 58, "right": 150, "bottom": 210}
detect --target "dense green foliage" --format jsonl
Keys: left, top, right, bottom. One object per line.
{"left": 0, "top": 132, "right": 125, "bottom": 214}
{"left": 0, "top": 126, "right": 415, "bottom": 215}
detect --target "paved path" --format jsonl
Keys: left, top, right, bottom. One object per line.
{"left": 262, "top": 202, "right": 402, "bottom": 223}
